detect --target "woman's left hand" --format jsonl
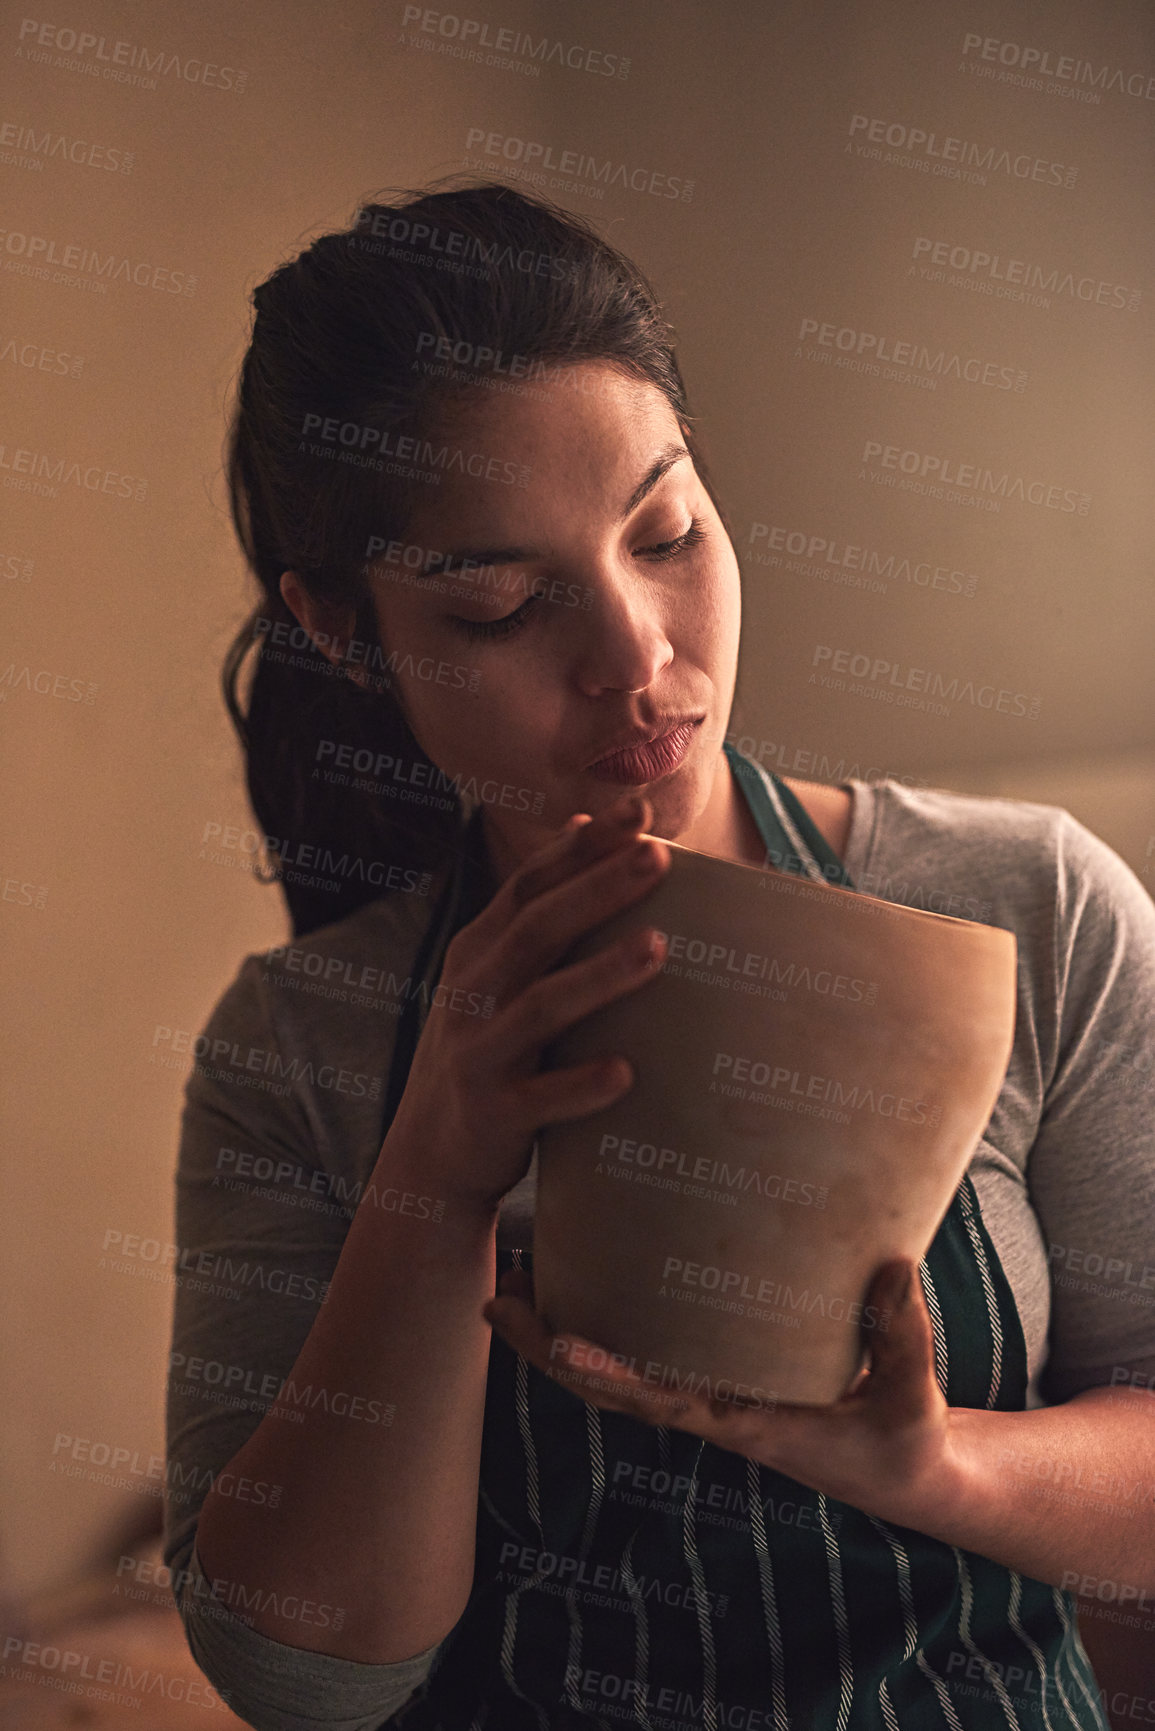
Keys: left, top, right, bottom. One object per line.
{"left": 482, "top": 1258, "right": 967, "bottom": 1531}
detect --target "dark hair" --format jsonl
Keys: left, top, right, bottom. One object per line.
{"left": 223, "top": 176, "right": 728, "bottom": 938}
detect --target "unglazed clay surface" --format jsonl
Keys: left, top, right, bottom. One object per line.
{"left": 533, "top": 839, "right": 1018, "bottom": 1407}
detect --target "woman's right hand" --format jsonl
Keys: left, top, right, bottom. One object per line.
{"left": 384, "top": 791, "right": 671, "bottom": 1215}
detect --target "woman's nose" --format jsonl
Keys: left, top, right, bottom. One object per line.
{"left": 569, "top": 584, "right": 674, "bottom": 697}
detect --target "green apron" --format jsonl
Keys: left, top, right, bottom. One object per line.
{"left": 381, "top": 746, "right": 1108, "bottom": 1731}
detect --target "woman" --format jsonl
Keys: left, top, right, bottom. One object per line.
{"left": 164, "top": 180, "right": 1155, "bottom": 1730}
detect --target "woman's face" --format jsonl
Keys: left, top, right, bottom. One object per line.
{"left": 366, "top": 360, "right": 743, "bottom": 877}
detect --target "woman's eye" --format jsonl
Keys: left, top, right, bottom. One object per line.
{"left": 448, "top": 595, "right": 538, "bottom": 642}
{"left": 637, "top": 516, "right": 707, "bottom": 562}
{"left": 445, "top": 517, "right": 707, "bottom": 642}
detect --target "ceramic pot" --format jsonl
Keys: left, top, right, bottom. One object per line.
{"left": 533, "top": 839, "right": 1017, "bottom": 1407}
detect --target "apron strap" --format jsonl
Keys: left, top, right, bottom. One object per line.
{"left": 723, "top": 740, "right": 856, "bottom": 890}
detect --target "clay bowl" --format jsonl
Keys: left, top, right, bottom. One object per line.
{"left": 533, "top": 837, "right": 1017, "bottom": 1407}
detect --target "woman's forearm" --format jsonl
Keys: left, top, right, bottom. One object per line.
{"left": 191, "top": 1129, "right": 500, "bottom": 1665}
{"left": 913, "top": 1387, "right": 1155, "bottom": 1597}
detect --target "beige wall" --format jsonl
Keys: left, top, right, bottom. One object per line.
{"left": 1, "top": 0, "right": 1151, "bottom": 1599}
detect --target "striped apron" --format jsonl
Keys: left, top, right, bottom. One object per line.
{"left": 382, "top": 746, "right": 1108, "bottom": 1731}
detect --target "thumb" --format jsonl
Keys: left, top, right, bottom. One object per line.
{"left": 860, "top": 1259, "right": 936, "bottom": 1413}
{"left": 497, "top": 1265, "right": 535, "bottom": 1303}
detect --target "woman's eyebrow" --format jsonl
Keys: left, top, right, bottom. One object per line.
{"left": 620, "top": 441, "right": 690, "bottom": 520}
{"left": 431, "top": 443, "right": 692, "bottom": 575}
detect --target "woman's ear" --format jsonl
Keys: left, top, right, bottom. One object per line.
{"left": 278, "top": 571, "right": 367, "bottom": 687}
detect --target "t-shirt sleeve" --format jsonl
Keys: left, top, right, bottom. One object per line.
{"left": 162, "top": 953, "right": 443, "bottom": 1729}
{"left": 1025, "top": 813, "right": 1155, "bottom": 1404}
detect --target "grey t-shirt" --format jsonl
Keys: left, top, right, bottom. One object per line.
{"left": 162, "top": 776, "right": 1155, "bottom": 1731}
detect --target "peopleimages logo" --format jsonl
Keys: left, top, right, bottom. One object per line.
{"left": 0, "top": 663, "right": 96, "bottom": 702}
{"left": 0, "top": 439, "right": 146, "bottom": 501}
{"left": 497, "top": 1542, "right": 730, "bottom": 1616}
{"left": 797, "top": 318, "right": 1025, "bottom": 392}
{"left": 314, "top": 740, "right": 545, "bottom": 816}
{"left": 152, "top": 1025, "right": 384, "bottom": 1102}
{"left": 847, "top": 113, "right": 1077, "bottom": 188}
{"left": 660, "top": 1256, "right": 886, "bottom": 1332}
{"left": 960, "top": 33, "right": 1155, "bottom": 102}
{"left": 15, "top": 19, "right": 248, "bottom": 92}
{"left": 746, "top": 521, "right": 978, "bottom": 597}
{"left": 352, "top": 208, "right": 578, "bottom": 284}
{"left": 0, "top": 116, "right": 134, "bottom": 172}
{"left": 197, "top": 820, "right": 432, "bottom": 901}
{"left": 650, "top": 929, "right": 878, "bottom": 1005}
{"left": 1, "top": 1632, "right": 233, "bottom": 1713}
{"left": 300, "top": 412, "right": 529, "bottom": 489}
{"left": 711, "top": 1050, "right": 937, "bottom": 1124}
{"left": 910, "top": 237, "right": 1140, "bottom": 313}
{"left": 365, "top": 532, "right": 593, "bottom": 613}
{"left": 0, "top": 227, "right": 196, "bottom": 294}
{"left": 414, "top": 331, "right": 544, "bottom": 378}
{"left": 811, "top": 644, "right": 1040, "bottom": 721}
{"left": 399, "top": 7, "right": 630, "bottom": 78}
{"left": 597, "top": 1133, "right": 830, "bottom": 1211}
{"left": 861, "top": 439, "right": 1090, "bottom": 515}
{"left": 463, "top": 127, "right": 694, "bottom": 201}
{"left": 0, "top": 336, "right": 84, "bottom": 377}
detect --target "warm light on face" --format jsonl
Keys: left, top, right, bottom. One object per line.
{"left": 363, "top": 360, "right": 743, "bottom": 874}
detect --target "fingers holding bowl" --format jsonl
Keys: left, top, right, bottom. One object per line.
{"left": 482, "top": 1270, "right": 694, "bottom": 1426}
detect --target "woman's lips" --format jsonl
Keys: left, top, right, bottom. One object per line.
{"left": 586, "top": 718, "right": 702, "bottom": 784}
